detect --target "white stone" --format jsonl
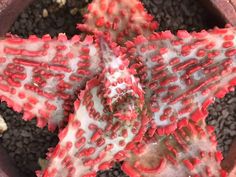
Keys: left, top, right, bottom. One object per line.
{"left": 0, "top": 115, "right": 7, "bottom": 136}
{"left": 42, "top": 9, "right": 48, "bottom": 18}
{"left": 56, "top": 0, "right": 66, "bottom": 7}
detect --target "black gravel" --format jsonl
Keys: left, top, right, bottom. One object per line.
{"left": 142, "top": 0, "right": 219, "bottom": 32}
{"left": 206, "top": 91, "right": 236, "bottom": 156}
{"left": 10, "top": 0, "right": 91, "bottom": 38}
{"left": 0, "top": 102, "right": 58, "bottom": 177}
{"left": 0, "top": 0, "right": 233, "bottom": 177}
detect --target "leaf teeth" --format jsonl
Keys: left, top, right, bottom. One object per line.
{"left": 123, "top": 122, "right": 227, "bottom": 177}
{"left": 127, "top": 26, "right": 236, "bottom": 135}
{"left": 77, "top": 0, "right": 158, "bottom": 45}
{"left": 0, "top": 34, "right": 102, "bottom": 130}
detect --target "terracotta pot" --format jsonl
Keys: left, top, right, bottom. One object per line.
{"left": 0, "top": 2, "right": 34, "bottom": 176}
{"left": 0, "top": 145, "right": 24, "bottom": 177}
{"left": 221, "top": 138, "right": 236, "bottom": 177}
{"left": 199, "top": 0, "right": 236, "bottom": 26}
{"left": 0, "top": 0, "right": 34, "bottom": 36}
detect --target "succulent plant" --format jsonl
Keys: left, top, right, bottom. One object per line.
{"left": 38, "top": 25, "right": 236, "bottom": 176}
{"left": 0, "top": 0, "right": 235, "bottom": 176}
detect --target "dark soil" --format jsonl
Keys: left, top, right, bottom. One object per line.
{"left": 142, "top": 0, "right": 218, "bottom": 32}
{"left": 9, "top": 0, "right": 91, "bottom": 38}
{"left": 0, "top": 0, "right": 234, "bottom": 177}
{"left": 0, "top": 102, "right": 58, "bottom": 177}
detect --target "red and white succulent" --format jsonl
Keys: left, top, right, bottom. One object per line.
{"left": 0, "top": 0, "right": 235, "bottom": 176}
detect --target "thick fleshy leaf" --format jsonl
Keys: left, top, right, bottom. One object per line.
{"left": 122, "top": 121, "right": 227, "bottom": 177}
{"left": 126, "top": 26, "right": 236, "bottom": 135}
{"left": 39, "top": 40, "right": 147, "bottom": 177}
{"left": 0, "top": 34, "right": 102, "bottom": 130}
{"left": 77, "top": 0, "right": 158, "bottom": 45}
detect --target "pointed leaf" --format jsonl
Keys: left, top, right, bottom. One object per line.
{"left": 126, "top": 27, "right": 236, "bottom": 135}
{"left": 77, "top": 0, "right": 158, "bottom": 45}
{"left": 0, "top": 34, "right": 102, "bottom": 130}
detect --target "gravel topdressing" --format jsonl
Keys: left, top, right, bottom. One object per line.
{"left": 0, "top": 102, "right": 58, "bottom": 177}
{"left": 0, "top": 0, "right": 234, "bottom": 177}
{"left": 10, "top": 0, "right": 91, "bottom": 38}
{"left": 142, "top": 0, "right": 217, "bottom": 32}
{"left": 207, "top": 91, "right": 236, "bottom": 156}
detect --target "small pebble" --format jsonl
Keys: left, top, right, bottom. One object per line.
{"left": 0, "top": 115, "right": 7, "bottom": 136}
{"left": 56, "top": 0, "right": 66, "bottom": 7}
{"left": 42, "top": 9, "right": 49, "bottom": 18}
{"left": 70, "top": 8, "right": 79, "bottom": 15}
{"left": 228, "top": 97, "right": 236, "bottom": 104}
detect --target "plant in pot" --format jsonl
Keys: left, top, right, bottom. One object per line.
{"left": 0, "top": 0, "right": 236, "bottom": 177}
